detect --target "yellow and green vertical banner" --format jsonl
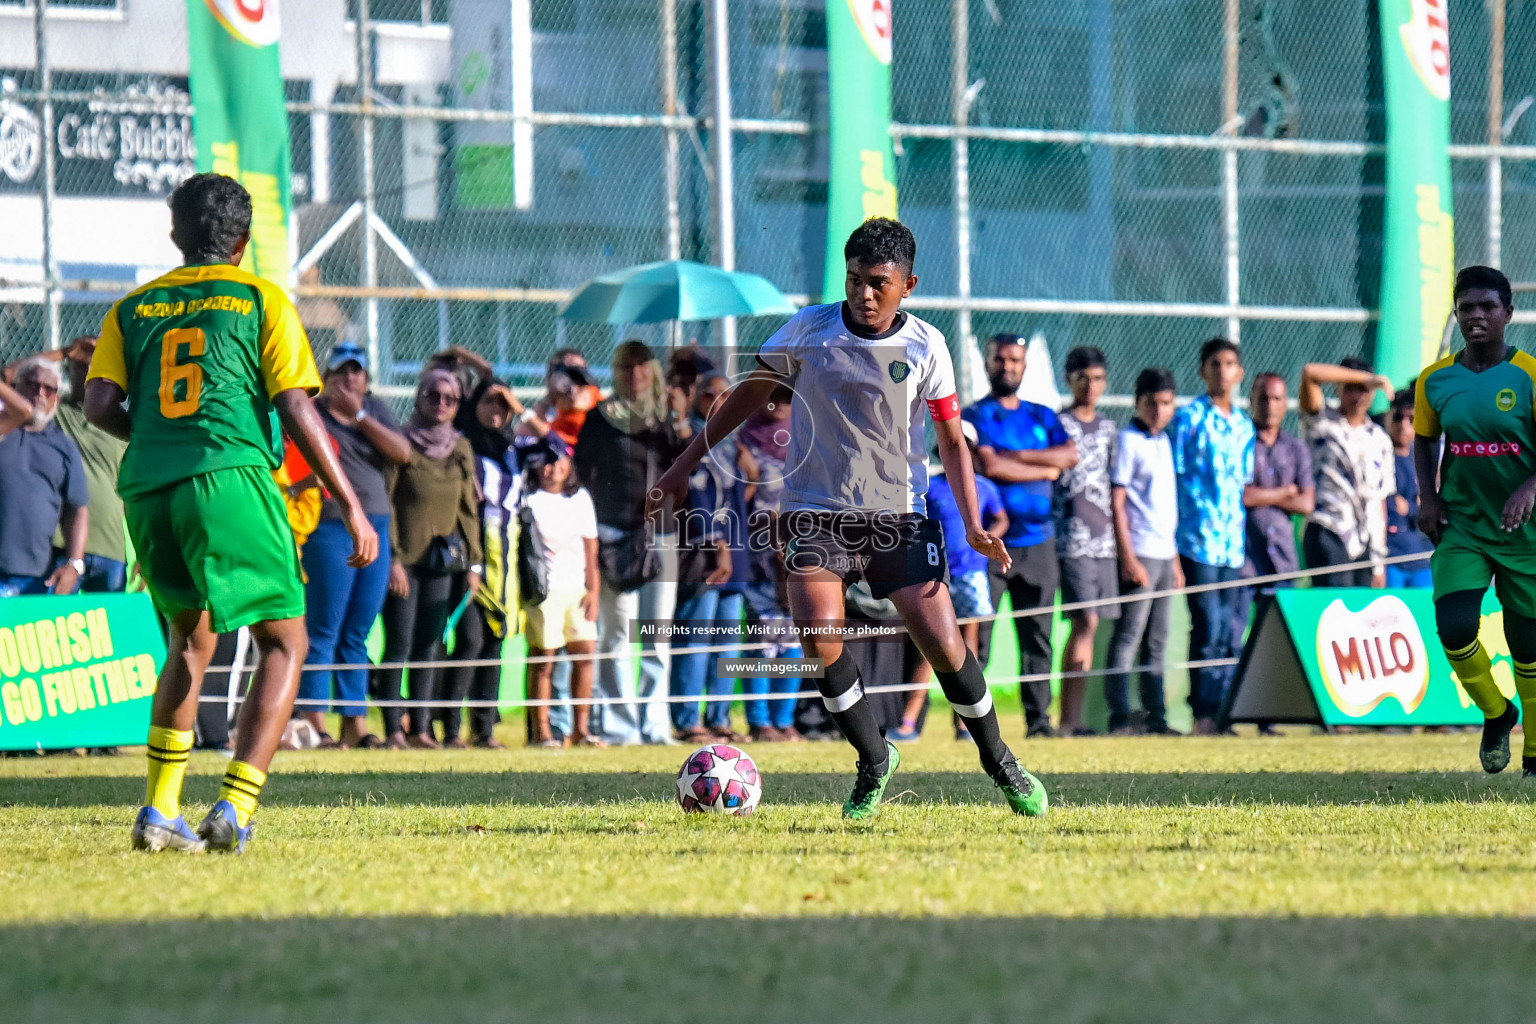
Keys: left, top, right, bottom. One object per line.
{"left": 185, "top": 0, "right": 292, "bottom": 287}
{"left": 823, "top": 1, "right": 898, "bottom": 298}
{"left": 1377, "top": 0, "right": 1453, "bottom": 385}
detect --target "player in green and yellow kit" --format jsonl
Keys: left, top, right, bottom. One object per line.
{"left": 1415, "top": 265, "right": 1536, "bottom": 776}
{"left": 84, "top": 173, "right": 379, "bottom": 853}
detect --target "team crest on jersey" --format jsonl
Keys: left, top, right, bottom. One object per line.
{"left": 1497, "top": 388, "right": 1517, "bottom": 412}
{"left": 888, "top": 360, "right": 910, "bottom": 383}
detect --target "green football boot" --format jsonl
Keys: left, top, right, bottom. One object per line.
{"left": 990, "top": 757, "right": 1049, "bottom": 817}
{"left": 842, "top": 741, "right": 900, "bottom": 820}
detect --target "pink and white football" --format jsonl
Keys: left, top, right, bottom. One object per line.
{"left": 675, "top": 743, "right": 762, "bottom": 816}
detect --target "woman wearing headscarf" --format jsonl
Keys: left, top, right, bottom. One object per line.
{"left": 439, "top": 380, "right": 524, "bottom": 748}
{"left": 574, "top": 340, "right": 692, "bottom": 745}
{"left": 373, "top": 367, "right": 483, "bottom": 749}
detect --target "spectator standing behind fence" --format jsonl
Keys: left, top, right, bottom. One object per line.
{"left": 575, "top": 340, "right": 691, "bottom": 746}
{"left": 1386, "top": 388, "right": 1433, "bottom": 588}
{"left": 440, "top": 378, "right": 528, "bottom": 749}
{"left": 0, "top": 356, "right": 88, "bottom": 597}
{"left": 1107, "top": 369, "right": 1181, "bottom": 735}
{"left": 671, "top": 374, "right": 756, "bottom": 744}
{"left": 904, "top": 419, "right": 1008, "bottom": 741}
{"left": 295, "top": 342, "right": 411, "bottom": 749}
{"left": 1298, "top": 358, "right": 1395, "bottom": 588}
{"left": 43, "top": 336, "right": 129, "bottom": 592}
{"left": 1239, "top": 372, "right": 1314, "bottom": 736}
{"left": 1170, "top": 339, "right": 1254, "bottom": 735}
{"left": 1054, "top": 346, "right": 1118, "bottom": 737}
{"left": 521, "top": 438, "right": 603, "bottom": 747}
{"left": 524, "top": 348, "right": 603, "bottom": 450}
{"left": 965, "top": 334, "right": 1079, "bottom": 739}
{"left": 738, "top": 384, "right": 803, "bottom": 742}
{"left": 374, "top": 368, "right": 483, "bottom": 749}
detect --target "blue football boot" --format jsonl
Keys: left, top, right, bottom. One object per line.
{"left": 195, "top": 799, "right": 254, "bottom": 854}
{"left": 131, "top": 806, "right": 207, "bottom": 853}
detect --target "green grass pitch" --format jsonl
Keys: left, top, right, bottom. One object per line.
{"left": 4, "top": 728, "right": 1536, "bottom": 1022}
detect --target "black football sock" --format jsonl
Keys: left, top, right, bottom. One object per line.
{"left": 935, "top": 649, "right": 1011, "bottom": 774}
{"left": 819, "top": 650, "right": 888, "bottom": 767}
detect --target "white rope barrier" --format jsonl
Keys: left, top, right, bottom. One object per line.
{"left": 199, "top": 551, "right": 1424, "bottom": 675}
{"left": 192, "top": 552, "right": 1427, "bottom": 708}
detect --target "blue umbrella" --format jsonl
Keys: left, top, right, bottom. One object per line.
{"left": 558, "top": 260, "right": 798, "bottom": 324}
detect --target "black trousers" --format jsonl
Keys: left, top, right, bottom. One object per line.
{"left": 977, "top": 539, "right": 1059, "bottom": 734}
{"left": 374, "top": 566, "right": 459, "bottom": 737}
{"left": 439, "top": 602, "right": 503, "bottom": 741}
{"left": 1302, "top": 523, "right": 1374, "bottom": 588}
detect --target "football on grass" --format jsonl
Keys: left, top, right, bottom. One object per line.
{"left": 675, "top": 744, "right": 762, "bottom": 816}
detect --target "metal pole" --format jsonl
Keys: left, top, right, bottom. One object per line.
{"left": 661, "top": 0, "right": 682, "bottom": 349}
{"left": 662, "top": 0, "right": 681, "bottom": 262}
{"left": 1489, "top": 0, "right": 1505, "bottom": 268}
{"left": 357, "top": 3, "right": 380, "bottom": 374}
{"left": 951, "top": 0, "right": 974, "bottom": 401}
{"left": 35, "top": 0, "right": 59, "bottom": 350}
{"left": 708, "top": 0, "right": 736, "bottom": 372}
{"left": 1221, "top": 0, "right": 1241, "bottom": 343}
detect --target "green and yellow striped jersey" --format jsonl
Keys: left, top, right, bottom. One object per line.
{"left": 88, "top": 263, "right": 321, "bottom": 499}
{"left": 1414, "top": 347, "right": 1536, "bottom": 546}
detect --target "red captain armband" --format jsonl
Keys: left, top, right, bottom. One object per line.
{"left": 927, "top": 394, "right": 961, "bottom": 421}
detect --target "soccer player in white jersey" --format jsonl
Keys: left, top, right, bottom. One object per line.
{"left": 649, "top": 219, "right": 1048, "bottom": 819}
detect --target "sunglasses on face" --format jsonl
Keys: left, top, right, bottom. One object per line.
{"left": 19, "top": 379, "right": 58, "bottom": 398}
{"left": 425, "top": 390, "right": 460, "bottom": 406}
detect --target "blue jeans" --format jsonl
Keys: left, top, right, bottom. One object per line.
{"left": 50, "top": 550, "right": 125, "bottom": 593}
{"left": 0, "top": 574, "right": 49, "bottom": 597}
{"left": 548, "top": 658, "right": 573, "bottom": 738}
{"left": 1386, "top": 564, "right": 1433, "bottom": 589}
{"left": 745, "top": 644, "right": 802, "bottom": 730}
{"left": 1180, "top": 556, "right": 1244, "bottom": 721}
{"left": 299, "top": 514, "right": 392, "bottom": 717}
{"left": 670, "top": 587, "right": 745, "bottom": 732}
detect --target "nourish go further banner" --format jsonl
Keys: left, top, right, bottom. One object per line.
{"left": 0, "top": 595, "right": 166, "bottom": 752}
{"left": 185, "top": 0, "right": 292, "bottom": 288}
{"left": 1376, "top": 0, "right": 1454, "bottom": 387}
{"left": 822, "top": 1, "right": 899, "bottom": 299}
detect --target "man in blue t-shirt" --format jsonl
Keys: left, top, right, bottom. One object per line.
{"left": 963, "top": 334, "right": 1079, "bottom": 737}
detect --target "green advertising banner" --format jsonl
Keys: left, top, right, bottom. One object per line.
{"left": 0, "top": 595, "right": 165, "bottom": 752}
{"left": 1376, "top": 0, "right": 1454, "bottom": 386}
{"left": 186, "top": 0, "right": 293, "bottom": 287}
{"left": 1226, "top": 587, "right": 1506, "bottom": 728}
{"left": 822, "top": 0, "right": 899, "bottom": 299}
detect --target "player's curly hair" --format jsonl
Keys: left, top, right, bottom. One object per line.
{"left": 1454, "top": 265, "right": 1513, "bottom": 310}
{"left": 169, "top": 173, "right": 252, "bottom": 264}
{"left": 844, "top": 217, "right": 916, "bottom": 274}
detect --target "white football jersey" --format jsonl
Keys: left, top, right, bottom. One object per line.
{"left": 755, "top": 302, "right": 957, "bottom": 515}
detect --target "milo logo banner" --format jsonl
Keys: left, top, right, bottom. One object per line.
{"left": 185, "top": 0, "right": 292, "bottom": 287}
{"left": 1226, "top": 588, "right": 1494, "bottom": 727}
{"left": 0, "top": 595, "right": 164, "bottom": 751}
{"left": 822, "top": 0, "right": 897, "bottom": 299}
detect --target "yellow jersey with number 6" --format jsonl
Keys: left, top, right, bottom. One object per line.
{"left": 88, "top": 263, "right": 321, "bottom": 500}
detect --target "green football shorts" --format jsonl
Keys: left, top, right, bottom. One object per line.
{"left": 125, "top": 464, "right": 305, "bottom": 632}
{"left": 1430, "top": 524, "right": 1536, "bottom": 612}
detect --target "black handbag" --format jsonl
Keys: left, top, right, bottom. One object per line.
{"left": 598, "top": 526, "right": 661, "bottom": 593}
{"left": 517, "top": 505, "right": 550, "bottom": 606}
{"left": 422, "top": 533, "right": 471, "bottom": 577}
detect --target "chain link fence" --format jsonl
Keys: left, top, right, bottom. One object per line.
{"left": 4, "top": 0, "right": 1536, "bottom": 402}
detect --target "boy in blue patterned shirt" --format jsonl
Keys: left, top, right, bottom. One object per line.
{"left": 1169, "top": 338, "right": 1255, "bottom": 734}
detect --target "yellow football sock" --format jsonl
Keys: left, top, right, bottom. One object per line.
{"left": 217, "top": 760, "right": 266, "bottom": 828}
{"left": 1515, "top": 661, "right": 1536, "bottom": 757}
{"left": 1445, "top": 639, "right": 1508, "bottom": 718}
{"left": 144, "top": 726, "right": 194, "bottom": 819}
